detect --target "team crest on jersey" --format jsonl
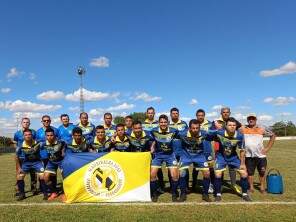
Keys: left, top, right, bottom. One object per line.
{"left": 84, "top": 159, "right": 124, "bottom": 199}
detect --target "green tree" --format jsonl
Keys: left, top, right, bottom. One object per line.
{"left": 271, "top": 121, "right": 296, "bottom": 136}
{"left": 114, "top": 116, "right": 125, "bottom": 125}
{"left": 113, "top": 112, "right": 146, "bottom": 125}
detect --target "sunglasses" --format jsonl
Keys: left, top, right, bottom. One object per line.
{"left": 43, "top": 120, "right": 50, "bottom": 122}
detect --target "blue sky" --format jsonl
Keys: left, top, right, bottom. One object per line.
{"left": 1, "top": 0, "right": 296, "bottom": 136}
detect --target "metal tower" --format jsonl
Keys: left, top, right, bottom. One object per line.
{"left": 77, "top": 66, "right": 86, "bottom": 113}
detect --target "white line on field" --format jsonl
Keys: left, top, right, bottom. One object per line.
{"left": 0, "top": 201, "right": 296, "bottom": 207}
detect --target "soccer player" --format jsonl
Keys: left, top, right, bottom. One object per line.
{"left": 67, "top": 127, "right": 91, "bottom": 153}
{"left": 142, "top": 107, "right": 159, "bottom": 132}
{"left": 212, "top": 107, "right": 242, "bottom": 194}
{"left": 15, "top": 129, "right": 47, "bottom": 201}
{"left": 169, "top": 107, "right": 188, "bottom": 132}
{"left": 103, "top": 113, "right": 116, "bottom": 137}
{"left": 36, "top": 115, "right": 59, "bottom": 143}
{"left": 58, "top": 114, "right": 75, "bottom": 144}
{"left": 210, "top": 118, "right": 251, "bottom": 201}
{"left": 127, "top": 121, "right": 153, "bottom": 152}
{"left": 42, "top": 128, "right": 66, "bottom": 200}
{"left": 77, "top": 112, "right": 95, "bottom": 143}
{"left": 150, "top": 114, "right": 179, "bottom": 202}
{"left": 241, "top": 113, "right": 275, "bottom": 193}
{"left": 90, "top": 125, "right": 112, "bottom": 152}
{"left": 124, "top": 115, "right": 133, "bottom": 135}
{"left": 178, "top": 119, "right": 212, "bottom": 202}
{"left": 14, "top": 117, "right": 37, "bottom": 195}
{"left": 110, "top": 124, "right": 131, "bottom": 152}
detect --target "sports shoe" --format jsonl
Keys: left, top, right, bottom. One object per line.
{"left": 215, "top": 195, "right": 222, "bottom": 202}
{"left": 242, "top": 194, "right": 252, "bottom": 202}
{"left": 172, "top": 194, "right": 178, "bottom": 202}
{"left": 16, "top": 193, "right": 25, "bottom": 201}
{"left": 202, "top": 194, "right": 212, "bottom": 202}
{"left": 48, "top": 192, "right": 58, "bottom": 201}
{"left": 151, "top": 193, "right": 158, "bottom": 202}
{"left": 179, "top": 193, "right": 187, "bottom": 202}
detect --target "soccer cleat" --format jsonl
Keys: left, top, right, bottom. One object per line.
{"left": 242, "top": 195, "right": 252, "bottom": 202}
{"left": 179, "top": 193, "right": 187, "bottom": 202}
{"left": 151, "top": 193, "right": 158, "bottom": 202}
{"left": 48, "top": 192, "right": 58, "bottom": 201}
{"left": 172, "top": 194, "right": 178, "bottom": 202}
{"left": 32, "top": 188, "right": 39, "bottom": 196}
{"left": 231, "top": 184, "right": 241, "bottom": 194}
{"left": 202, "top": 194, "right": 212, "bottom": 202}
{"left": 16, "top": 193, "right": 26, "bottom": 201}
{"left": 215, "top": 195, "right": 222, "bottom": 202}
{"left": 43, "top": 194, "right": 48, "bottom": 200}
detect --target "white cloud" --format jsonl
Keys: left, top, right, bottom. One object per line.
{"left": 107, "top": 102, "right": 135, "bottom": 111}
{"left": 206, "top": 111, "right": 218, "bottom": 118}
{"left": 236, "top": 105, "right": 251, "bottom": 110}
{"left": 260, "top": 61, "right": 296, "bottom": 77}
{"left": 258, "top": 115, "right": 273, "bottom": 121}
{"left": 277, "top": 112, "right": 292, "bottom": 117}
{"left": 29, "top": 73, "right": 36, "bottom": 80}
{"left": 65, "top": 88, "right": 120, "bottom": 102}
{"left": 233, "top": 113, "right": 247, "bottom": 121}
{"left": 212, "top": 105, "right": 224, "bottom": 110}
{"left": 1, "top": 88, "right": 11, "bottom": 93}
{"left": 0, "top": 100, "right": 62, "bottom": 112}
{"left": 37, "top": 90, "right": 65, "bottom": 100}
{"left": 69, "top": 106, "right": 80, "bottom": 112}
{"left": 7, "top": 67, "right": 20, "bottom": 78}
{"left": 13, "top": 112, "right": 43, "bottom": 119}
{"left": 264, "top": 96, "right": 296, "bottom": 106}
{"left": 133, "top": 92, "right": 162, "bottom": 102}
{"left": 189, "top": 98, "right": 198, "bottom": 105}
{"left": 89, "top": 56, "right": 109, "bottom": 68}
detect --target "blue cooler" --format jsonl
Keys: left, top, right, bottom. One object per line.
{"left": 266, "top": 168, "right": 284, "bottom": 194}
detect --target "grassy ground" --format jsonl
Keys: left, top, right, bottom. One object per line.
{"left": 0, "top": 140, "right": 295, "bottom": 221}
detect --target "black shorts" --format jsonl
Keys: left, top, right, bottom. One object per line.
{"left": 246, "top": 157, "right": 267, "bottom": 176}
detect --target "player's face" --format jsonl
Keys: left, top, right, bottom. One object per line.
{"left": 46, "top": 132, "right": 55, "bottom": 143}
{"left": 42, "top": 117, "right": 51, "bottom": 127}
{"left": 80, "top": 114, "right": 88, "bottom": 125}
{"left": 159, "top": 118, "right": 168, "bottom": 131}
{"left": 61, "top": 116, "right": 69, "bottom": 126}
{"left": 21, "top": 119, "right": 30, "bottom": 129}
{"left": 226, "top": 121, "right": 236, "bottom": 133}
{"left": 125, "top": 118, "right": 133, "bottom": 128}
{"left": 146, "top": 109, "right": 155, "bottom": 120}
{"left": 190, "top": 123, "right": 200, "bottom": 135}
{"left": 221, "top": 109, "right": 231, "bottom": 120}
{"left": 96, "top": 129, "right": 105, "bottom": 140}
{"left": 23, "top": 131, "right": 32, "bottom": 142}
{"left": 116, "top": 126, "right": 125, "bottom": 137}
{"left": 170, "top": 111, "right": 179, "bottom": 122}
{"left": 104, "top": 115, "right": 112, "bottom": 126}
{"left": 196, "top": 112, "right": 205, "bottom": 123}
{"left": 247, "top": 117, "right": 257, "bottom": 127}
{"left": 73, "top": 132, "right": 82, "bottom": 144}
{"left": 133, "top": 123, "right": 143, "bottom": 136}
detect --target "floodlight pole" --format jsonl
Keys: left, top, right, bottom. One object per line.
{"left": 77, "top": 66, "right": 86, "bottom": 113}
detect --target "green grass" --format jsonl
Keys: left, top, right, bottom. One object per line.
{"left": 0, "top": 140, "right": 296, "bottom": 221}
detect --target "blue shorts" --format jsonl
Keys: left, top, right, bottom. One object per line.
{"left": 215, "top": 153, "right": 241, "bottom": 171}
{"left": 21, "top": 161, "right": 45, "bottom": 174}
{"left": 45, "top": 160, "right": 63, "bottom": 174}
{"left": 180, "top": 152, "right": 209, "bottom": 170}
{"left": 151, "top": 153, "right": 178, "bottom": 168}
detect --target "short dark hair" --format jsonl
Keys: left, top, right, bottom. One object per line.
{"left": 42, "top": 115, "right": 51, "bottom": 120}
{"left": 196, "top": 109, "right": 205, "bottom": 115}
{"left": 79, "top": 112, "right": 88, "bottom": 118}
{"left": 104, "top": 112, "right": 112, "bottom": 118}
{"left": 146, "top": 107, "right": 155, "bottom": 113}
{"left": 95, "top": 125, "right": 105, "bottom": 131}
{"left": 72, "top": 127, "right": 83, "bottom": 135}
{"left": 125, "top": 115, "right": 133, "bottom": 120}
{"left": 170, "top": 107, "right": 179, "bottom": 113}
{"left": 226, "top": 117, "right": 237, "bottom": 125}
{"left": 45, "top": 128, "right": 55, "bottom": 134}
{"left": 21, "top": 117, "right": 30, "bottom": 122}
{"left": 60, "top": 114, "right": 69, "bottom": 119}
{"left": 159, "top": 114, "right": 169, "bottom": 122}
{"left": 132, "top": 120, "right": 142, "bottom": 126}
{"left": 189, "top": 119, "right": 200, "bottom": 128}
{"left": 23, "top": 129, "right": 32, "bottom": 134}
{"left": 116, "top": 123, "right": 125, "bottom": 130}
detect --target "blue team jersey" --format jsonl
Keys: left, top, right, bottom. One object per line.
{"left": 125, "top": 127, "right": 133, "bottom": 135}
{"left": 142, "top": 119, "right": 159, "bottom": 132}
{"left": 111, "top": 136, "right": 131, "bottom": 152}
{"left": 200, "top": 119, "right": 213, "bottom": 131}
{"left": 14, "top": 129, "right": 36, "bottom": 147}
{"left": 58, "top": 123, "right": 75, "bottom": 144}
{"left": 77, "top": 122, "right": 95, "bottom": 143}
{"left": 208, "top": 129, "right": 245, "bottom": 158}
{"left": 66, "top": 138, "right": 90, "bottom": 153}
{"left": 36, "top": 126, "right": 59, "bottom": 143}
{"left": 104, "top": 124, "right": 116, "bottom": 137}
{"left": 169, "top": 120, "right": 188, "bottom": 132}
{"left": 40, "top": 140, "right": 66, "bottom": 162}
{"left": 127, "top": 130, "right": 153, "bottom": 152}
{"left": 16, "top": 140, "right": 41, "bottom": 162}
{"left": 151, "top": 127, "right": 178, "bottom": 154}
{"left": 90, "top": 136, "right": 112, "bottom": 152}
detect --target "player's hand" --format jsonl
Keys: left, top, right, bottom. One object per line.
{"left": 261, "top": 148, "right": 268, "bottom": 155}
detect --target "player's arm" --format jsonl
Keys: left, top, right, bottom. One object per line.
{"left": 262, "top": 129, "right": 276, "bottom": 155}
{"left": 238, "top": 135, "right": 246, "bottom": 170}
{"left": 150, "top": 141, "right": 156, "bottom": 153}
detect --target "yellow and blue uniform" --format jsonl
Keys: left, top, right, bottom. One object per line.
{"left": 127, "top": 131, "right": 153, "bottom": 152}
{"left": 169, "top": 119, "right": 188, "bottom": 132}
{"left": 41, "top": 140, "right": 66, "bottom": 174}
{"left": 104, "top": 124, "right": 116, "bottom": 137}
{"left": 150, "top": 127, "right": 178, "bottom": 168}
{"left": 77, "top": 122, "right": 95, "bottom": 143}
{"left": 58, "top": 123, "right": 75, "bottom": 144}
{"left": 90, "top": 136, "right": 112, "bottom": 152}
{"left": 67, "top": 139, "right": 90, "bottom": 153}
{"left": 142, "top": 119, "right": 158, "bottom": 132}
{"left": 111, "top": 136, "right": 131, "bottom": 152}
{"left": 199, "top": 120, "right": 214, "bottom": 163}
{"left": 36, "top": 126, "right": 59, "bottom": 143}
{"left": 16, "top": 141, "right": 44, "bottom": 174}
{"left": 14, "top": 129, "right": 36, "bottom": 147}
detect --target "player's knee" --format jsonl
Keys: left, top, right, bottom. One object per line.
{"left": 179, "top": 169, "right": 187, "bottom": 178}
{"left": 259, "top": 167, "right": 266, "bottom": 177}
{"left": 203, "top": 170, "right": 210, "bottom": 178}
{"left": 240, "top": 170, "right": 248, "bottom": 178}
{"left": 38, "top": 173, "right": 44, "bottom": 180}
{"left": 215, "top": 172, "right": 222, "bottom": 178}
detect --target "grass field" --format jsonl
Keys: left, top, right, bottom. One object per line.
{"left": 0, "top": 140, "right": 296, "bottom": 221}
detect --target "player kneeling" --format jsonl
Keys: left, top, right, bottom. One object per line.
{"left": 178, "top": 119, "right": 212, "bottom": 202}
{"left": 41, "top": 128, "right": 66, "bottom": 200}
{"left": 15, "top": 129, "right": 47, "bottom": 201}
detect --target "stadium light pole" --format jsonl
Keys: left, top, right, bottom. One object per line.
{"left": 77, "top": 66, "right": 86, "bottom": 113}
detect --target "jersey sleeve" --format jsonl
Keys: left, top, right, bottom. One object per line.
{"left": 237, "top": 134, "right": 245, "bottom": 150}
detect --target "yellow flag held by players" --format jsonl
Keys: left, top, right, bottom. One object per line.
{"left": 61, "top": 152, "right": 151, "bottom": 203}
